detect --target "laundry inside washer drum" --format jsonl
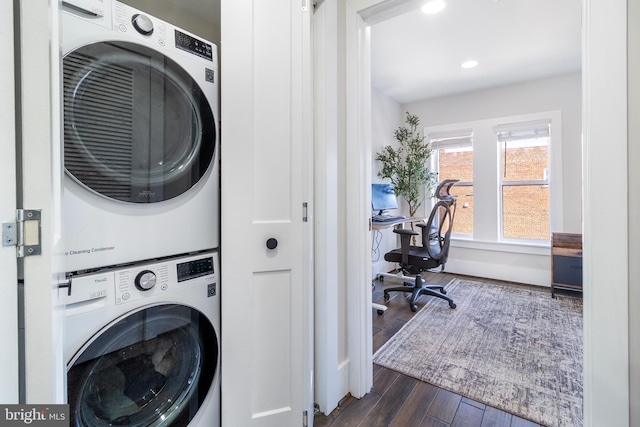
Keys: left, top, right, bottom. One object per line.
{"left": 67, "top": 305, "right": 218, "bottom": 426}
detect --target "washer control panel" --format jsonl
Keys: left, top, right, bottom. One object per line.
{"left": 62, "top": 252, "right": 219, "bottom": 310}
{"left": 114, "top": 252, "right": 217, "bottom": 305}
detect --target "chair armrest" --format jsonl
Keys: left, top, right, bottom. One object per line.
{"left": 392, "top": 228, "right": 418, "bottom": 265}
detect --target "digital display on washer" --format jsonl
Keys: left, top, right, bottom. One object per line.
{"left": 175, "top": 30, "right": 213, "bottom": 62}
{"left": 177, "top": 257, "right": 214, "bottom": 282}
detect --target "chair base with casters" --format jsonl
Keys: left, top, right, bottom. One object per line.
{"left": 383, "top": 273, "right": 456, "bottom": 312}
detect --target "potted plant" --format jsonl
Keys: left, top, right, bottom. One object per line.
{"left": 375, "top": 112, "right": 437, "bottom": 218}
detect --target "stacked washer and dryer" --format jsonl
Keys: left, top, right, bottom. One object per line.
{"left": 59, "top": 0, "right": 220, "bottom": 425}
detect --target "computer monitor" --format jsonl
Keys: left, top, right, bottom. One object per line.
{"left": 371, "top": 183, "right": 399, "bottom": 215}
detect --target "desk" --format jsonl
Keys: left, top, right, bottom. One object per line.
{"left": 371, "top": 216, "right": 418, "bottom": 230}
{"left": 371, "top": 217, "right": 420, "bottom": 314}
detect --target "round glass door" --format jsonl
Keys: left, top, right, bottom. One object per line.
{"left": 63, "top": 41, "right": 216, "bottom": 203}
{"left": 67, "top": 304, "right": 218, "bottom": 426}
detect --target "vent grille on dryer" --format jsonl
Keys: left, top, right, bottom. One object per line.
{"left": 63, "top": 49, "right": 134, "bottom": 200}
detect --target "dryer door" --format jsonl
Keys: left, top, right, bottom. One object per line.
{"left": 63, "top": 41, "right": 216, "bottom": 203}
{"left": 67, "top": 304, "right": 218, "bottom": 426}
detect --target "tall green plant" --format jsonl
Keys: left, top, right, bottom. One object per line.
{"left": 375, "top": 112, "right": 437, "bottom": 217}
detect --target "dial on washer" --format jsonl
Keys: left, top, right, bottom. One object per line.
{"left": 135, "top": 270, "right": 157, "bottom": 291}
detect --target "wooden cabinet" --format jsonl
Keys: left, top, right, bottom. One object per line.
{"left": 551, "top": 232, "right": 583, "bottom": 298}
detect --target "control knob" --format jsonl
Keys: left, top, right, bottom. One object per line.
{"left": 135, "top": 270, "right": 157, "bottom": 291}
{"left": 132, "top": 14, "right": 154, "bottom": 36}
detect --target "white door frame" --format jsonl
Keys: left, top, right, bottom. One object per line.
{"left": 628, "top": 1, "right": 640, "bottom": 423}
{"left": 341, "top": 0, "right": 631, "bottom": 426}
{"left": 344, "top": 0, "right": 375, "bottom": 399}
{"left": 0, "top": 0, "right": 19, "bottom": 404}
{"left": 312, "top": 1, "right": 377, "bottom": 412}
{"left": 18, "top": 0, "right": 66, "bottom": 403}
{"left": 581, "top": 0, "right": 630, "bottom": 425}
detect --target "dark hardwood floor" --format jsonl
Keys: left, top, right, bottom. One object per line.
{"left": 314, "top": 272, "right": 544, "bottom": 427}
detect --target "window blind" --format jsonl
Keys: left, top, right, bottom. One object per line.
{"left": 494, "top": 119, "right": 551, "bottom": 142}
{"left": 428, "top": 128, "right": 473, "bottom": 148}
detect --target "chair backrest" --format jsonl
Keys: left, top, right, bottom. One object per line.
{"left": 420, "top": 199, "right": 455, "bottom": 263}
{"left": 435, "top": 179, "right": 459, "bottom": 202}
{"left": 434, "top": 179, "right": 459, "bottom": 227}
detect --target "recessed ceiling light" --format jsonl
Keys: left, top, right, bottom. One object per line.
{"left": 461, "top": 60, "right": 479, "bottom": 69}
{"left": 421, "top": 0, "right": 446, "bottom": 14}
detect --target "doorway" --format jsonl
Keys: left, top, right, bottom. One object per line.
{"left": 336, "top": 0, "right": 631, "bottom": 425}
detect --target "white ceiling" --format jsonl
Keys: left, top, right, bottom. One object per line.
{"left": 370, "top": 0, "right": 582, "bottom": 104}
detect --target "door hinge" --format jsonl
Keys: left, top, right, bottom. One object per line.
{"left": 303, "top": 410, "right": 308, "bottom": 427}
{"left": 302, "top": 202, "right": 308, "bottom": 222}
{"left": 3, "top": 209, "right": 42, "bottom": 257}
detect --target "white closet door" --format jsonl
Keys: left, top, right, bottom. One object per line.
{"left": 220, "top": 1, "right": 313, "bottom": 426}
{"left": 0, "top": 0, "right": 18, "bottom": 404}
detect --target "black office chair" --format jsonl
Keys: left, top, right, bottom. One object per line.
{"left": 382, "top": 179, "right": 459, "bottom": 312}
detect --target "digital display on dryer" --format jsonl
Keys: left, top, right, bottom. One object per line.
{"left": 177, "top": 257, "right": 214, "bottom": 282}
{"left": 175, "top": 30, "right": 213, "bottom": 62}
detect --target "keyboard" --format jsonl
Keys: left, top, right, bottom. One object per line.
{"left": 372, "top": 215, "right": 405, "bottom": 222}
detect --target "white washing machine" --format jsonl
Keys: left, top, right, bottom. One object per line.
{"left": 61, "top": 250, "right": 220, "bottom": 426}
{"left": 61, "top": 0, "right": 220, "bottom": 272}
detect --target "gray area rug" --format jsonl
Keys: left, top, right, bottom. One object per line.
{"left": 373, "top": 278, "right": 583, "bottom": 427}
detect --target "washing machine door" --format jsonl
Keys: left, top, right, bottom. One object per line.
{"left": 63, "top": 41, "right": 216, "bottom": 203}
{"left": 67, "top": 304, "right": 218, "bottom": 427}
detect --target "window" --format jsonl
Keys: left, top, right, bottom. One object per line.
{"left": 424, "top": 111, "right": 561, "bottom": 249}
{"left": 496, "top": 120, "right": 550, "bottom": 241}
{"left": 430, "top": 130, "right": 473, "bottom": 236}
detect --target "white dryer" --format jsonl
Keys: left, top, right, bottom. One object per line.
{"left": 61, "top": 0, "right": 219, "bottom": 272}
{"left": 61, "top": 250, "right": 220, "bottom": 426}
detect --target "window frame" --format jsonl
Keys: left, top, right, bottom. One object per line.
{"left": 496, "top": 123, "right": 552, "bottom": 242}
{"left": 430, "top": 131, "right": 474, "bottom": 238}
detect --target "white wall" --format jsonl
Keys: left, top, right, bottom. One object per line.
{"left": 370, "top": 87, "right": 403, "bottom": 278}
{"left": 402, "top": 73, "right": 582, "bottom": 286}
{"left": 405, "top": 72, "right": 582, "bottom": 232}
